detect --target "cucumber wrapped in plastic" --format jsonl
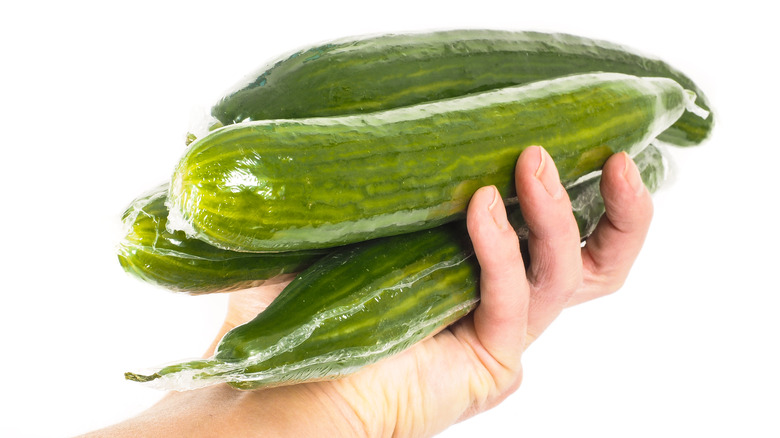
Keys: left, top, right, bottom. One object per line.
{"left": 125, "top": 144, "right": 667, "bottom": 390}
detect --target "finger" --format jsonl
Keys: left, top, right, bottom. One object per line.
{"left": 466, "top": 185, "right": 529, "bottom": 369}
{"left": 515, "top": 146, "right": 583, "bottom": 343}
{"left": 569, "top": 151, "right": 654, "bottom": 307}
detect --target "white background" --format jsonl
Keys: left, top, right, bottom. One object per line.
{"left": 2, "top": 1, "right": 778, "bottom": 437}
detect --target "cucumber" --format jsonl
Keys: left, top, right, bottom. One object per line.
{"left": 125, "top": 223, "right": 480, "bottom": 389}
{"left": 125, "top": 144, "right": 667, "bottom": 390}
{"left": 208, "top": 29, "right": 712, "bottom": 146}
{"left": 117, "top": 184, "right": 327, "bottom": 293}
{"left": 117, "top": 145, "right": 664, "bottom": 293}
{"left": 169, "top": 72, "right": 695, "bottom": 252}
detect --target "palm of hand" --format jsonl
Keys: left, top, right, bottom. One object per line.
{"left": 214, "top": 283, "right": 517, "bottom": 437}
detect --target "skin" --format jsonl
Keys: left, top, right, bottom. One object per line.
{"left": 78, "top": 146, "right": 653, "bottom": 438}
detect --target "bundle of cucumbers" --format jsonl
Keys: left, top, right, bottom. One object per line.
{"left": 120, "top": 29, "right": 712, "bottom": 390}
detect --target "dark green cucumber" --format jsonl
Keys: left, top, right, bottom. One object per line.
{"left": 117, "top": 184, "right": 327, "bottom": 293}
{"left": 125, "top": 223, "right": 480, "bottom": 389}
{"left": 125, "top": 144, "right": 667, "bottom": 390}
{"left": 208, "top": 29, "right": 712, "bottom": 146}
{"left": 169, "top": 72, "right": 695, "bottom": 252}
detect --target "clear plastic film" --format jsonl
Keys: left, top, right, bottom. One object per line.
{"left": 184, "top": 104, "right": 225, "bottom": 147}
{"left": 569, "top": 143, "right": 668, "bottom": 238}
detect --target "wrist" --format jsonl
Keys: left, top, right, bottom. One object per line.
{"left": 172, "top": 383, "right": 366, "bottom": 438}
{"left": 77, "top": 382, "right": 366, "bottom": 438}
{"left": 229, "top": 382, "right": 367, "bottom": 438}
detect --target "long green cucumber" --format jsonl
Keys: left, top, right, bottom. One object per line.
{"left": 169, "top": 72, "right": 696, "bottom": 252}
{"left": 125, "top": 144, "right": 666, "bottom": 390}
{"left": 117, "top": 145, "right": 664, "bottom": 293}
{"left": 208, "top": 29, "right": 712, "bottom": 146}
{"left": 117, "top": 184, "right": 327, "bottom": 293}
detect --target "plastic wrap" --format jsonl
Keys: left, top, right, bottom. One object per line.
{"left": 568, "top": 143, "right": 668, "bottom": 238}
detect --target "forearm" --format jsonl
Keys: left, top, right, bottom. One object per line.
{"left": 76, "top": 383, "right": 364, "bottom": 438}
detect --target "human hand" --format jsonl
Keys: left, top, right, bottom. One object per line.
{"left": 80, "top": 146, "right": 653, "bottom": 438}
{"left": 330, "top": 145, "right": 653, "bottom": 435}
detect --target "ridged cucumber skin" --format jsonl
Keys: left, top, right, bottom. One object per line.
{"left": 125, "top": 144, "right": 666, "bottom": 390}
{"left": 117, "top": 146, "right": 662, "bottom": 293}
{"left": 117, "top": 184, "right": 327, "bottom": 293}
{"left": 170, "top": 73, "right": 689, "bottom": 252}
{"left": 210, "top": 29, "right": 712, "bottom": 146}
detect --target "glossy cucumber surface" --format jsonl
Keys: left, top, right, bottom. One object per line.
{"left": 170, "top": 73, "right": 692, "bottom": 252}
{"left": 210, "top": 29, "right": 712, "bottom": 146}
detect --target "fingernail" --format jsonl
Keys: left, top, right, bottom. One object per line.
{"left": 622, "top": 152, "right": 645, "bottom": 196}
{"left": 486, "top": 186, "right": 508, "bottom": 230}
{"left": 534, "top": 146, "right": 564, "bottom": 199}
